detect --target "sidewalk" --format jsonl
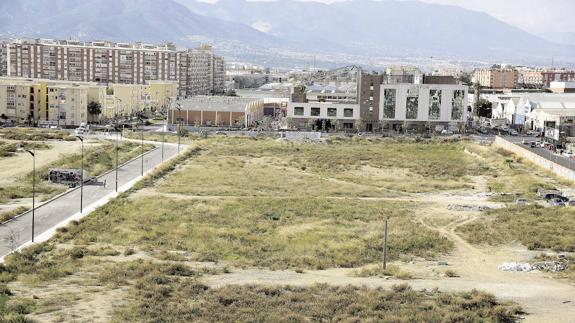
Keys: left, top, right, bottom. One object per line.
{"left": 0, "top": 137, "right": 182, "bottom": 259}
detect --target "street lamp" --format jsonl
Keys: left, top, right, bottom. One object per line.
{"left": 115, "top": 98, "right": 122, "bottom": 192}
{"left": 175, "top": 103, "right": 182, "bottom": 154}
{"left": 76, "top": 136, "right": 84, "bottom": 213}
{"left": 22, "top": 148, "right": 36, "bottom": 242}
{"left": 137, "top": 114, "right": 144, "bottom": 176}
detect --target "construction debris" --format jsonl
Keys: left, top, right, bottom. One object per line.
{"left": 499, "top": 258, "right": 568, "bottom": 273}
{"left": 447, "top": 204, "right": 492, "bottom": 212}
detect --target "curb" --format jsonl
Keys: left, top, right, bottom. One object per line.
{"left": 1, "top": 139, "right": 165, "bottom": 226}
{"left": 0, "top": 144, "right": 188, "bottom": 262}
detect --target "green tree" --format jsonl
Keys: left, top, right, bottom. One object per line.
{"left": 87, "top": 101, "right": 102, "bottom": 123}
{"left": 474, "top": 98, "right": 493, "bottom": 118}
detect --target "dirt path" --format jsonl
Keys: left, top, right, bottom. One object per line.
{"left": 201, "top": 176, "right": 575, "bottom": 322}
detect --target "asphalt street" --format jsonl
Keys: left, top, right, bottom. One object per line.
{"left": 0, "top": 134, "right": 180, "bottom": 258}
{"left": 504, "top": 136, "right": 575, "bottom": 171}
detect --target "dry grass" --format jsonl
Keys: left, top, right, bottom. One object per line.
{"left": 457, "top": 205, "right": 575, "bottom": 252}
{"left": 113, "top": 282, "right": 523, "bottom": 322}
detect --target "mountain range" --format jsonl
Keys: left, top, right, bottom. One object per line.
{"left": 0, "top": 0, "right": 573, "bottom": 67}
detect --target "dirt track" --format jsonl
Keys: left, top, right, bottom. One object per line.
{"left": 202, "top": 177, "right": 575, "bottom": 322}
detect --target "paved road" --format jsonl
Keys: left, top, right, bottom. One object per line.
{"left": 0, "top": 134, "right": 180, "bottom": 258}
{"left": 504, "top": 136, "right": 575, "bottom": 171}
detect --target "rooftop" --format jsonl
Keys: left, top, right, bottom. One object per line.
{"left": 177, "top": 96, "right": 262, "bottom": 112}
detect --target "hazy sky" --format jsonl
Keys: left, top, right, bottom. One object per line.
{"left": 199, "top": 0, "right": 575, "bottom": 34}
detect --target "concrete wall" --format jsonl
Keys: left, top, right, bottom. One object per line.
{"left": 494, "top": 136, "right": 575, "bottom": 182}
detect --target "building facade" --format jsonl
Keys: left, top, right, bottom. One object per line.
{"left": 474, "top": 68, "right": 518, "bottom": 89}
{"left": 542, "top": 70, "right": 575, "bottom": 88}
{"left": 0, "top": 77, "right": 177, "bottom": 126}
{"left": 0, "top": 39, "right": 224, "bottom": 98}
{"left": 379, "top": 84, "right": 468, "bottom": 126}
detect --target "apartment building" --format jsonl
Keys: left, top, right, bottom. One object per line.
{"left": 542, "top": 70, "right": 575, "bottom": 88}
{"left": 0, "top": 77, "right": 177, "bottom": 126}
{"left": 474, "top": 68, "right": 519, "bottom": 89}
{"left": 518, "top": 69, "right": 545, "bottom": 87}
{"left": 0, "top": 79, "right": 97, "bottom": 126}
{"left": 0, "top": 39, "right": 224, "bottom": 98}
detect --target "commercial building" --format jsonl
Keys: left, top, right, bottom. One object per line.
{"left": 482, "top": 92, "right": 575, "bottom": 131}
{"left": 168, "top": 96, "right": 264, "bottom": 128}
{"left": 0, "top": 39, "right": 224, "bottom": 98}
{"left": 379, "top": 83, "right": 468, "bottom": 128}
{"left": 285, "top": 70, "right": 468, "bottom": 132}
{"left": 473, "top": 67, "right": 519, "bottom": 89}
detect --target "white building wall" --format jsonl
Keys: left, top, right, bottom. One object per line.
{"left": 287, "top": 103, "right": 360, "bottom": 120}
{"left": 379, "top": 84, "right": 468, "bottom": 122}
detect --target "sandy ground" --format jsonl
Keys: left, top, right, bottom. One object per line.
{"left": 200, "top": 177, "right": 575, "bottom": 323}
{"left": 9, "top": 150, "right": 575, "bottom": 322}
{"left": 0, "top": 140, "right": 100, "bottom": 185}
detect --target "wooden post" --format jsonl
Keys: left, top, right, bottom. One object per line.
{"left": 383, "top": 218, "right": 388, "bottom": 270}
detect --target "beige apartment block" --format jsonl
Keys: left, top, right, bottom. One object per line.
{"left": 0, "top": 39, "right": 224, "bottom": 98}
{"left": 147, "top": 81, "right": 178, "bottom": 111}
{"left": 0, "top": 77, "right": 176, "bottom": 126}
{"left": 474, "top": 68, "right": 518, "bottom": 89}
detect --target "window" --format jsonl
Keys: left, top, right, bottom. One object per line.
{"left": 294, "top": 106, "right": 304, "bottom": 116}
{"left": 452, "top": 90, "right": 464, "bottom": 120}
{"left": 406, "top": 86, "right": 419, "bottom": 120}
{"left": 343, "top": 122, "right": 354, "bottom": 129}
{"left": 383, "top": 89, "right": 396, "bottom": 119}
{"left": 429, "top": 89, "right": 442, "bottom": 120}
{"left": 327, "top": 108, "right": 337, "bottom": 117}
{"left": 344, "top": 108, "right": 354, "bottom": 118}
{"left": 311, "top": 107, "right": 321, "bottom": 117}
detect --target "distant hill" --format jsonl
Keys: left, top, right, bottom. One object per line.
{"left": 540, "top": 32, "right": 575, "bottom": 46}
{"left": 0, "top": 0, "right": 573, "bottom": 66}
{"left": 0, "top": 0, "right": 283, "bottom": 47}
{"left": 175, "top": 0, "right": 574, "bottom": 61}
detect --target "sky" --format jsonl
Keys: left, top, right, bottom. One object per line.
{"left": 198, "top": 0, "right": 575, "bottom": 34}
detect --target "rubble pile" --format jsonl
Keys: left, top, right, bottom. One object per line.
{"left": 499, "top": 257, "right": 569, "bottom": 273}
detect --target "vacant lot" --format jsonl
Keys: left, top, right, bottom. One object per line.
{"left": 457, "top": 204, "right": 575, "bottom": 252}
{"left": 0, "top": 139, "right": 154, "bottom": 223}
{"left": 115, "top": 283, "right": 522, "bottom": 322}
{"left": 1, "top": 136, "right": 535, "bottom": 322}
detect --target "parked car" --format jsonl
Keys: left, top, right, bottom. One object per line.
{"left": 562, "top": 151, "right": 574, "bottom": 159}
{"left": 527, "top": 130, "right": 540, "bottom": 137}
{"left": 509, "top": 129, "right": 519, "bottom": 136}
{"left": 549, "top": 198, "right": 567, "bottom": 207}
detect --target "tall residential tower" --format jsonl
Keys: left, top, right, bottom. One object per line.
{"left": 0, "top": 39, "right": 225, "bottom": 98}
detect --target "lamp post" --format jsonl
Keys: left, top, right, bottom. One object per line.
{"left": 137, "top": 114, "right": 144, "bottom": 176}
{"left": 175, "top": 103, "right": 182, "bottom": 154}
{"left": 23, "top": 148, "right": 36, "bottom": 242}
{"left": 115, "top": 98, "right": 122, "bottom": 192}
{"left": 76, "top": 136, "right": 84, "bottom": 213}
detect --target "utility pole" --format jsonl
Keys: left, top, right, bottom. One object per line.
{"left": 383, "top": 218, "right": 388, "bottom": 270}
{"left": 76, "top": 136, "right": 84, "bottom": 213}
